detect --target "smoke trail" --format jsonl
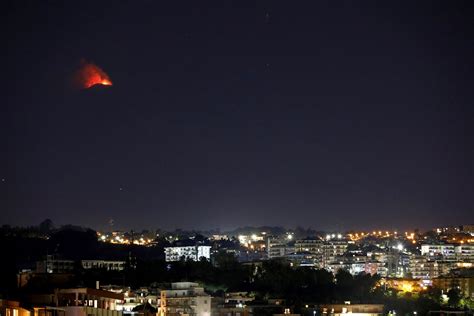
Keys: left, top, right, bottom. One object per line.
{"left": 74, "top": 59, "right": 112, "bottom": 89}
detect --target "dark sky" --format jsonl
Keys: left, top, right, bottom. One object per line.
{"left": 3, "top": 1, "right": 474, "bottom": 232}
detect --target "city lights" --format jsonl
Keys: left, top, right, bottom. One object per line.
{"left": 97, "top": 231, "right": 155, "bottom": 246}
{"left": 5, "top": 2, "right": 474, "bottom": 315}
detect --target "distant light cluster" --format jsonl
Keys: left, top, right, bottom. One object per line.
{"left": 97, "top": 232, "right": 155, "bottom": 246}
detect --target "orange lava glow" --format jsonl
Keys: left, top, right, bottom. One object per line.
{"left": 75, "top": 60, "right": 113, "bottom": 89}
{"left": 100, "top": 79, "right": 112, "bottom": 86}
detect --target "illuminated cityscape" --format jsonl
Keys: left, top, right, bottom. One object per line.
{"left": 2, "top": 222, "right": 474, "bottom": 315}
{"left": 3, "top": 1, "right": 474, "bottom": 316}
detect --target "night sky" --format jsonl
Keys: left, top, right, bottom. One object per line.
{"left": 3, "top": 1, "right": 474, "bottom": 231}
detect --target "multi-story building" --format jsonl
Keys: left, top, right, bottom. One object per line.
{"left": 210, "top": 235, "right": 229, "bottom": 241}
{"left": 237, "top": 250, "right": 267, "bottom": 262}
{"left": 420, "top": 244, "right": 455, "bottom": 257}
{"left": 17, "top": 270, "right": 75, "bottom": 288}
{"left": 268, "top": 244, "right": 295, "bottom": 259}
{"left": 285, "top": 252, "right": 316, "bottom": 267}
{"left": 325, "top": 260, "right": 350, "bottom": 274}
{"left": 325, "top": 256, "right": 388, "bottom": 277}
{"left": 29, "top": 287, "right": 124, "bottom": 316}
{"left": 322, "top": 239, "right": 348, "bottom": 268}
{"left": 266, "top": 237, "right": 294, "bottom": 259}
{"left": 164, "top": 245, "right": 211, "bottom": 262}
{"left": 409, "top": 255, "right": 439, "bottom": 279}
{"left": 318, "top": 304, "right": 384, "bottom": 316}
{"left": 159, "top": 282, "right": 211, "bottom": 316}
{"left": 364, "top": 261, "right": 387, "bottom": 277}
{"left": 350, "top": 262, "right": 367, "bottom": 275}
{"left": 386, "top": 251, "right": 411, "bottom": 278}
{"left": 455, "top": 244, "right": 474, "bottom": 261}
{"left": 81, "top": 260, "right": 126, "bottom": 271}
{"left": 295, "top": 238, "right": 323, "bottom": 253}
{"left": 0, "top": 300, "right": 31, "bottom": 316}
{"left": 115, "top": 288, "right": 159, "bottom": 314}
{"left": 433, "top": 272, "right": 474, "bottom": 299}
{"left": 36, "top": 255, "right": 75, "bottom": 273}
{"left": 460, "top": 225, "right": 474, "bottom": 234}
{"left": 295, "top": 238, "right": 323, "bottom": 267}
{"left": 36, "top": 258, "right": 127, "bottom": 273}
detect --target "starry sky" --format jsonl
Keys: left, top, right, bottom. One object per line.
{"left": 2, "top": 1, "right": 474, "bottom": 232}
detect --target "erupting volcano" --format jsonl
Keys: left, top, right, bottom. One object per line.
{"left": 74, "top": 60, "right": 113, "bottom": 89}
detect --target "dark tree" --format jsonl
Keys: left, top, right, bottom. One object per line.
{"left": 447, "top": 288, "right": 462, "bottom": 307}
{"left": 39, "top": 219, "right": 54, "bottom": 234}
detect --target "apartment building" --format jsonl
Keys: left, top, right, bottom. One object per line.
{"left": 159, "top": 282, "right": 211, "bottom": 316}
{"left": 164, "top": 245, "right": 211, "bottom": 262}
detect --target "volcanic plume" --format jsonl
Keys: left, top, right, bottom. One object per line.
{"left": 74, "top": 60, "right": 112, "bottom": 89}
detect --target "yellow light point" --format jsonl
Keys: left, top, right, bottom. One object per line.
{"left": 401, "top": 282, "right": 414, "bottom": 292}
{"left": 412, "top": 240, "right": 416, "bottom": 244}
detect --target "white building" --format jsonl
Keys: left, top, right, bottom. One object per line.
{"left": 159, "top": 282, "right": 210, "bottom": 316}
{"left": 420, "top": 244, "right": 455, "bottom": 257}
{"left": 164, "top": 245, "right": 211, "bottom": 262}
{"left": 81, "top": 260, "right": 126, "bottom": 271}
{"left": 455, "top": 244, "right": 474, "bottom": 260}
